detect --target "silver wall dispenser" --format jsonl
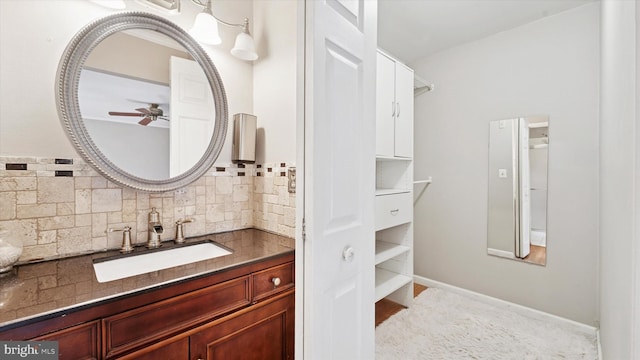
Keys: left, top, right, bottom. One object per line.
{"left": 232, "top": 113, "right": 257, "bottom": 164}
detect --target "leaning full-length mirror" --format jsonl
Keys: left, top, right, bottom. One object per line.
{"left": 57, "top": 12, "right": 227, "bottom": 192}
{"left": 487, "top": 116, "right": 549, "bottom": 265}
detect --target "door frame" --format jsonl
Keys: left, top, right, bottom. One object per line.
{"left": 294, "top": 1, "right": 306, "bottom": 359}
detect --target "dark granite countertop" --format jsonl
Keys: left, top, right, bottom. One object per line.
{"left": 0, "top": 229, "right": 294, "bottom": 330}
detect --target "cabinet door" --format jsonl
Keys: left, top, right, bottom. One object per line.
{"left": 394, "top": 62, "right": 414, "bottom": 158}
{"left": 190, "top": 291, "right": 294, "bottom": 360}
{"left": 32, "top": 321, "right": 99, "bottom": 360}
{"left": 376, "top": 52, "right": 396, "bottom": 157}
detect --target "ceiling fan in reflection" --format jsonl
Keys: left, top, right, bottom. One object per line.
{"left": 108, "top": 103, "right": 169, "bottom": 126}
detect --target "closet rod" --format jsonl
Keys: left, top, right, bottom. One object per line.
{"left": 413, "top": 177, "right": 432, "bottom": 205}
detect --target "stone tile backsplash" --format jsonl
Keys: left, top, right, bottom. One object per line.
{"left": 0, "top": 156, "right": 295, "bottom": 263}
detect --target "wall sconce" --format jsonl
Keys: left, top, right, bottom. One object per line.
{"left": 189, "top": 0, "right": 258, "bottom": 61}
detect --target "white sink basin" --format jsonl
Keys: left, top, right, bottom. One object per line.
{"left": 93, "top": 241, "right": 232, "bottom": 283}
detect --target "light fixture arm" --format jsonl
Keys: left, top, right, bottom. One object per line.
{"left": 190, "top": 0, "right": 258, "bottom": 61}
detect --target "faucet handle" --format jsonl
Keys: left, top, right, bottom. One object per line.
{"left": 107, "top": 226, "right": 134, "bottom": 253}
{"left": 175, "top": 218, "right": 194, "bottom": 244}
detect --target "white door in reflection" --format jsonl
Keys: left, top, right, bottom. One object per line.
{"left": 170, "top": 56, "right": 215, "bottom": 177}
{"left": 517, "top": 117, "right": 531, "bottom": 258}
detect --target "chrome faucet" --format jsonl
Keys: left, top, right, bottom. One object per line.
{"left": 107, "top": 226, "right": 134, "bottom": 253}
{"left": 175, "top": 218, "right": 194, "bottom": 244}
{"left": 148, "top": 207, "right": 163, "bottom": 248}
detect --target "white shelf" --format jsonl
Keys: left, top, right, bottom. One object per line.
{"left": 375, "top": 241, "right": 410, "bottom": 265}
{"left": 374, "top": 268, "right": 412, "bottom": 302}
{"left": 376, "top": 155, "right": 412, "bottom": 161}
{"left": 375, "top": 188, "right": 411, "bottom": 196}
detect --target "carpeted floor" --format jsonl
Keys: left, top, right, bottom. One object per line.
{"left": 376, "top": 288, "right": 598, "bottom": 359}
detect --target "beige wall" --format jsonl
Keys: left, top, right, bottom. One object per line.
{"left": 412, "top": 4, "right": 600, "bottom": 325}
{"left": 85, "top": 32, "right": 191, "bottom": 84}
{"left": 253, "top": 0, "right": 298, "bottom": 164}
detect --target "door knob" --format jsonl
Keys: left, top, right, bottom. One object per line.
{"left": 342, "top": 246, "right": 355, "bottom": 262}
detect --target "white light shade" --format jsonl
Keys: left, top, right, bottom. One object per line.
{"left": 89, "top": 0, "right": 126, "bottom": 9}
{"left": 189, "top": 12, "right": 222, "bottom": 45}
{"left": 230, "top": 32, "right": 258, "bottom": 61}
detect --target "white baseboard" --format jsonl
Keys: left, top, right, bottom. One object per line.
{"left": 487, "top": 247, "right": 515, "bottom": 259}
{"left": 413, "top": 275, "right": 598, "bottom": 338}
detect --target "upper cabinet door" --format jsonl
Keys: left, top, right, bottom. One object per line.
{"left": 376, "top": 52, "right": 396, "bottom": 157}
{"left": 394, "top": 63, "right": 414, "bottom": 158}
{"left": 375, "top": 51, "right": 414, "bottom": 158}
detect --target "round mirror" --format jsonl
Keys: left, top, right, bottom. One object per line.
{"left": 57, "top": 12, "right": 228, "bottom": 192}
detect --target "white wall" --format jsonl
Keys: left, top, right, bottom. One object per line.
{"left": 0, "top": 0, "right": 253, "bottom": 165}
{"left": 412, "top": 4, "right": 600, "bottom": 324}
{"left": 486, "top": 119, "right": 517, "bottom": 255}
{"left": 599, "top": 1, "right": 637, "bottom": 358}
{"left": 252, "top": 0, "right": 298, "bottom": 164}
{"left": 84, "top": 119, "right": 170, "bottom": 179}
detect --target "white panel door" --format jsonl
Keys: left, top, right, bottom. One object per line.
{"left": 304, "top": 0, "right": 376, "bottom": 359}
{"left": 517, "top": 117, "right": 531, "bottom": 258}
{"left": 394, "top": 62, "right": 414, "bottom": 158}
{"left": 170, "top": 56, "right": 214, "bottom": 177}
{"left": 376, "top": 52, "right": 395, "bottom": 157}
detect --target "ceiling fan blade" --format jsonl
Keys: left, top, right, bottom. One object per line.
{"left": 109, "top": 111, "right": 144, "bottom": 117}
{"left": 135, "top": 108, "right": 152, "bottom": 115}
{"left": 138, "top": 117, "right": 153, "bottom": 126}
{"left": 158, "top": 116, "right": 170, "bottom": 121}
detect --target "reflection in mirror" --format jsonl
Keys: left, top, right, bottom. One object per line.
{"left": 78, "top": 30, "right": 214, "bottom": 180}
{"left": 487, "top": 116, "right": 548, "bottom": 266}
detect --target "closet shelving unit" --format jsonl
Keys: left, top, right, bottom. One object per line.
{"left": 374, "top": 157, "right": 413, "bottom": 304}
{"left": 374, "top": 50, "right": 414, "bottom": 307}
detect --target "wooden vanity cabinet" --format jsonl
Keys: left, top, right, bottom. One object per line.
{"left": 2, "top": 254, "right": 294, "bottom": 360}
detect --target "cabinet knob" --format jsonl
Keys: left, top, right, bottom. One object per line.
{"left": 272, "top": 277, "right": 281, "bottom": 287}
{"left": 390, "top": 209, "right": 399, "bottom": 216}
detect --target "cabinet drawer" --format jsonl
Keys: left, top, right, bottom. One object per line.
{"left": 375, "top": 192, "right": 412, "bottom": 231}
{"left": 103, "top": 276, "right": 250, "bottom": 358}
{"left": 252, "top": 262, "right": 294, "bottom": 302}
